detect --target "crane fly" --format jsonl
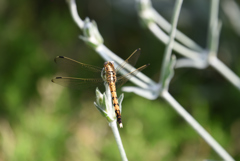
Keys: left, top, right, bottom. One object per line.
{"left": 51, "top": 48, "right": 149, "bottom": 128}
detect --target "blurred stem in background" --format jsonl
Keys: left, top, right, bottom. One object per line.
{"left": 1, "top": 0, "right": 240, "bottom": 160}
{"left": 66, "top": 0, "right": 236, "bottom": 160}
{"left": 137, "top": 0, "right": 234, "bottom": 160}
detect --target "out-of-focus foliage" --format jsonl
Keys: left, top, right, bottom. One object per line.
{"left": 0, "top": 0, "right": 239, "bottom": 161}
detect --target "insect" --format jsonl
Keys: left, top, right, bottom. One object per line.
{"left": 52, "top": 48, "right": 149, "bottom": 128}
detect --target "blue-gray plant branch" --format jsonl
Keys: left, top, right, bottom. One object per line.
{"left": 66, "top": 0, "right": 236, "bottom": 160}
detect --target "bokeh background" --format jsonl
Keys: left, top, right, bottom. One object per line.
{"left": 1, "top": 0, "right": 240, "bottom": 160}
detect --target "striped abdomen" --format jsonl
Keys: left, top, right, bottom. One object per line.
{"left": 104, "top": 61, "right": 122, "bottom": 127}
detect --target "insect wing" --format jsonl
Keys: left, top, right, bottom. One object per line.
{"left": 116, "top": 63, "right": 150, "bottom": 88}
{"left": 53, "top": 56, "right": 104, "bottom": 90}
{"left": 115, "top": 48, "right": 141, "bottom": 73}
{"left": 54, "top": 56, "right": 102, "bottom": 78}
{"left": 51, "top": 77, "right": 104, "bottom": 90}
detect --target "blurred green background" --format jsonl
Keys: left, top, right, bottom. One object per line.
{"left": 1, "top": 0, "right": 240, "bottom": 160}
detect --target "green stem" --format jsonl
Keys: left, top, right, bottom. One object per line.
{"left": 162, "top": 91, "right": 234, "bottom": 161}
{"left": 207, "top": 0, "right": 220, "bottom": 52}
{"left": 104, "top": 82, "right": 127, "bottom": 160}
{"left": 159, "top": 0, "right": 183, "bottom": 87}
{"left": 109, "top": 121, "right": 128, "bottom": 161}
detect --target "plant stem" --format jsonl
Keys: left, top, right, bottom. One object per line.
{"left": 152, "top": 8, "right": 202, "bottom": 52}
{"left": 109, "top": 121, "right": 128, "bottom": 161}
{"left": 207, "top": 0, "right": 220, "bottom": 51}
{"left": 207, "top": 0, "right": 240, "bottom": 90}
{"left": 162, "top": 91, "right": 234, "bottom": 161}
{"left": 147, "top": 22, "right": 201, "bottom": 61}
{"left": 222, "top": 0, "right": 240, "bottom": 36}
{"left": 209, "top": 56, "right": 240, "bottom": 90}
{"left": 104, "top": 82, "right": 128, "bottom": 161}
{"left": 67, "top": 0, "right": 84, "bottom": 29}
{"left": 159, "top": 0, "right": 183, "bottom": 85}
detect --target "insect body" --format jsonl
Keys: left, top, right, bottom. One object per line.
{"left": 104, "top": 61, "right": 122, "bottom": 127}
{"left": 52, "top": 48, "right": 149, "bottom": 128}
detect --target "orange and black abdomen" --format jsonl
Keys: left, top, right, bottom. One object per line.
{"left": 104, "top": 62, "right": 122, "bottom": 127}
{"left": 109, "top": 82, "right": 122, "bottom": 125}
